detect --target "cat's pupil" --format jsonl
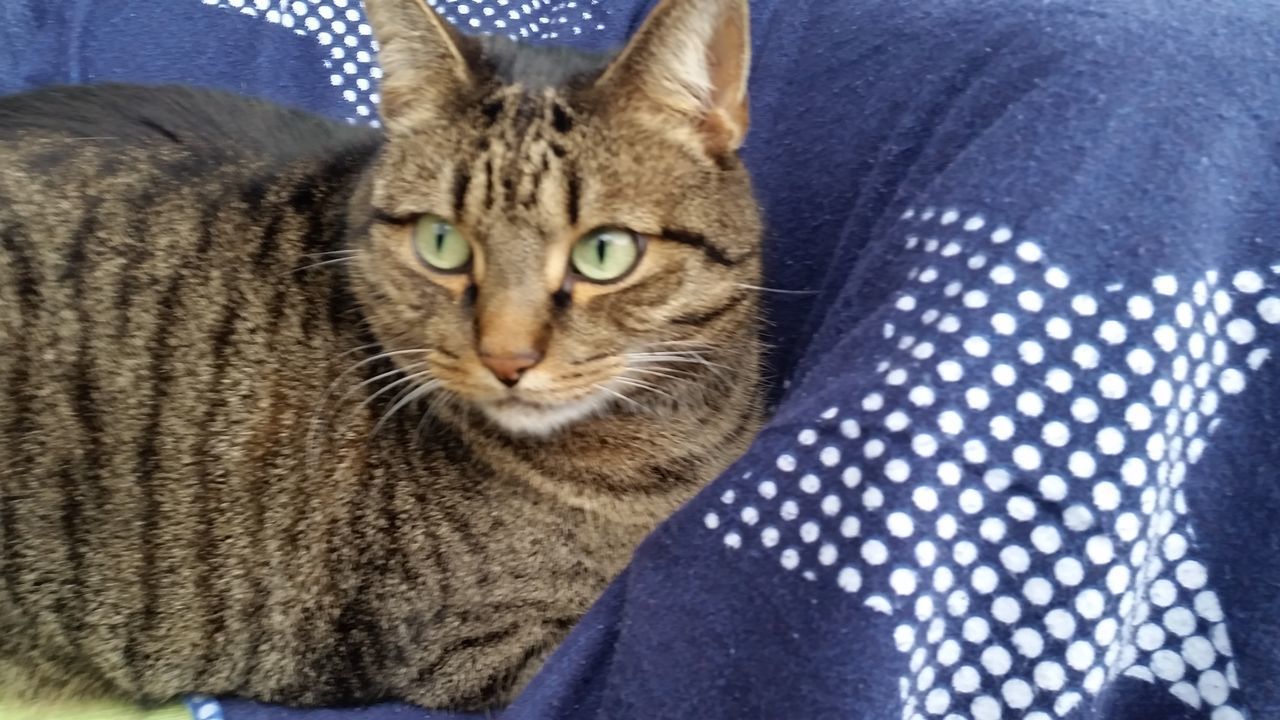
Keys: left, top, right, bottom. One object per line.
{"left": 595, "top": 237, "right": 607, "bottom": 264}
{"left": 435, "top": 225, "right": 447, "bottom": 251}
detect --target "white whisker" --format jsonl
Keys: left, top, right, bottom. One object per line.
{"left": 625, "top": 355, "right": 733, "bottom": 373}
{"left": 644, "top": 339, "right": 717, "bottom": 348}
{"left": 373, "top": 380, "right": 442, "bottom": 436}
{"left": 625, "top": 367, "right": 694, "bottom": 382}
{"left": 613, "top": 377, "right": 675, "bottom": 401}
{"left": 305, "top": 348, "right": 433, "bottom": 469}
{"left": 593, "top": 383, "right": 643, "bottom": 411}
{"left": 358, "top": 371, "right": 433, "bottom": 412}
{"left": 734, "top": 283, "right": 818, "bottom": 295}
{"left": 289, "top": 256, "right": 356, "bottom": 275}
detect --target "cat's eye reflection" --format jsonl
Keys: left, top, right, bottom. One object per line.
{"left": 570, "top": 228, "right": 643, "bottom": 283}
{"left": 413, "top": 214, "right": 472, "bottom": 273}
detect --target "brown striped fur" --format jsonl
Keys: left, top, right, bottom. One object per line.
{"left": 0, "top": 0, "right": 760, "bottom": 710}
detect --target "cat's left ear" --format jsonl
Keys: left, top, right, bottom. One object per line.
{"left": 365, "top": 0, "right": 477, "bottom": 132}
{"left": 596, "top": 0, "right": 751, "bottom": 155}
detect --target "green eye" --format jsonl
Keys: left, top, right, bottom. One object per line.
{"left": 413, "top": 215, "right": 471, "bottom": 272}
{"left": 570, "top": 228, "right": 642, "bottom": 283}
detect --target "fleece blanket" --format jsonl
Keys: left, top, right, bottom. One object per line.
{"left": 3, "top": 1, "right": 1279, "bottom": 719}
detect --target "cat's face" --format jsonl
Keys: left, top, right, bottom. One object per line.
{"left": 355, "top": 0, "right": 759, "bottom": 436}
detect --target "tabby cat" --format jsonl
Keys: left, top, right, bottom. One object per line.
{"left": 0, "top": 0, "right": 761, "bottom": 711}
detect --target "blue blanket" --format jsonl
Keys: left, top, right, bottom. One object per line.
{"left": 5, "top": 1, "right": 1280, "bottom": 719}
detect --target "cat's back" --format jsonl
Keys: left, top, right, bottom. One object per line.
{"left": 0, "top": 83, "right": 373, "bottom": 162}
{"left": 0, "top": 85, "right": 389, "bottom": 701}
{"left": 0, "top": 83, "right": 383, "bottom": 264}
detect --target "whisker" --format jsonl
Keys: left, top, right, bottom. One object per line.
{"left": 734, "top": 283, "right": 819, "bottom": 296}
{"left": 316, "top": 349, "right": 434, "bottom": 415}
{"left": 338, "top": 341, "right": 384, "bottom": 359}
{"left": 347, "top": 364, "right": 426, "bottom": 400}
{"left": 358, "top": 371, "right": 433, "bottom": 412}
{"left": 346, "top": 348, "right": 434, "bottom": 371}
{"left": 305, "top": 348, "right": 432, "bottom": 467}
{"left": 624, "top": 367, "right": 695, "bottom": 382}
{"left": 373, "top": 380, "right": 442, "bottom": 436}
{"left": 643, "top": 339, "right": 718, "bottom": 348}
{"left": 415, "top": 387, "right": 462, "bottom": 446}
{"left": 625, "top": 356, "right": 733, "bottom": 373}
{"left": 647, "top": 338, "right": 712, "bottom": 343}
{"left": 625, "top": 350, "right": 714, "bottom": 359}
{"left": 593, "top": 383, "right": 644, "bottom": 411}
{"left": 613, "top": 377, "right": 675, "bottom": 401}
{"left": 289, "top": 256, "right": 355, "bottom": 275}
{"left": 302, "top": 249, "right": 359, "bottom": 258}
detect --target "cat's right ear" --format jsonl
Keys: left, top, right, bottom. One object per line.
{"left": 595, "top": 0, "right": 751, "bottom": 156}
{"left": 365, "top": 0, "right": 475, "bottom": 133}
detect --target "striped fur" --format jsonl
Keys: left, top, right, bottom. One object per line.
{"left": 0, "top": 0, "right": 760, "bottom": 710}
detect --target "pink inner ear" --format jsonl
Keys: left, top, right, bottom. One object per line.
{"left": 706, "top": 9, "right": 749, "bottom": 111}
{"left": 593, "top": 0, "right": 752, "bottom": 153}
{"left": 702, "top": 7, "right": 751, "bottom": 152}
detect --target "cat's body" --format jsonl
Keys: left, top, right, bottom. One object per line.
{"left": 0, "top": 0, "right": 760, "bottom": 710}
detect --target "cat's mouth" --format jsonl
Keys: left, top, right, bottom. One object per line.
{"left": 479, "top": 391, "right": 615, "bottom": 437}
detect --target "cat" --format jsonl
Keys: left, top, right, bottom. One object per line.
{"left": 0, "top": 0, "right": 761, "bottom": 711}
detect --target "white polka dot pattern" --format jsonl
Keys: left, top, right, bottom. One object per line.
{"left": 201, "top": 0, "right": 607, "bottom": 125}
{"left": 704, "top": 206, "right": 1277, "bottom": 718}
{"left": 186, "top": 695, "right": 226, "bottom": 720}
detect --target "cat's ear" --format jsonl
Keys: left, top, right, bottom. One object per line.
{"left": 365, "top": 0, "right": 476, "bottom": 132}
{"left": 596, "top": 0, "right": 751, "bottom": 154}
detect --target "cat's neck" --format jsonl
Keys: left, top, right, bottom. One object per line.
{"left": 434, "top": 354, "right": 762, "bottom": 525}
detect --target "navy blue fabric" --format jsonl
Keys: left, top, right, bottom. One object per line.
{"left": 5, "top": 1, "right": 1280, "bottom": 719}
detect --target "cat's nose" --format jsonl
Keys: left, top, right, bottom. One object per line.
{"left": 480, "top": 350, "right": 544, "bottom": 387}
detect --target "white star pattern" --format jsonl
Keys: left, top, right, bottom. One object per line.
{"left": 707, "top": 207, "right": 1277, "bottom": 719}
{"left": 201, "top": 0, "right": 608, "bottom": 126}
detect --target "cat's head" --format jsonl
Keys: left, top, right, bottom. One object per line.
{"left": 354, "top": 0, "right": 760, "bottom": 437}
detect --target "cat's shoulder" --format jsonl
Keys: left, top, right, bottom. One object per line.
{"left": 0, "top": 83, "right": 380, "bottom": 161}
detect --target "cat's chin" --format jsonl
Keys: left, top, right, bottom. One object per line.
{"left": 478, "top": 392, "right": 615, "bottom": 438}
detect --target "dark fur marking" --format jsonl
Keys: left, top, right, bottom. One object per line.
{"left": 330, "top": 593, "right": 381, "bottom": 699}
{"left": 60, "top": 201, "right": 101, "bottom": 288}
{"left": 483, "top": 157, "right": 495, "bottom": 211}
{"left": 286, "top": 176, "right": 321, "bottom": 216}
{"left": 525, "top": 164, "right": 543, "bottom": 208}
{"left": 240, "top": 177, "right": 270, "bottom": 214}
{"left": 0, "top": 228, "right": 36, "bottom": 609}
{"left": 122, "top": 273, "right": 185, "bottom": 688}
{"left": 60, "top": 204, "right": 110, "bottom": 653}
{"left": 512, "top": 94, "right": 539, "bottom": 138}
{"left": 138, "top": 118, "right": 181, "bottom": 144}
{"left": 659, "top": 228, "right": 737, "bottom": 267}
{"left": 237, "top": 202, "right": 297, "bottom": 688}
{"left": 113, "top": 189, "right": 159, "bottom": 337}
{"left": 550, "top": 103, "right": 573, "bottom": 134}
{"left": 453, "top": 632, "right": 553, "bottom": 709}
{"left": 452, "top": 166, "right": 472, "bottom": 219}
{"left": 565, "top": 164, "right": 581, "bottom": 227}
{"left": 552, "top": 288, "right": 572, "bottom": 311}
{"left": 421, "top": 626, "right": 518, "bottom": 681}
{"left": 327, "top": 273, "right": 357, "bottom": 328}
{"left": 549, "top": 142, "right": 567, "bottom": 159}
{"left": 480, "top": 99, "right": 504, "bottom": 125}
{"left": 371, "top": 209, "right": 413, "bottom": 226}
{"left": 501, "top": 174, "right": 516, "bottom": 209}
{"left": 670, "top": 291, "right": 747, "bottom": 327}
{"left": 191, "top": 269, "right": 244, "bottom": 682}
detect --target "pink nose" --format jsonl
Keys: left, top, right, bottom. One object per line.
{"left": 480, "top": 351, "right": 543, "bottom": 387}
